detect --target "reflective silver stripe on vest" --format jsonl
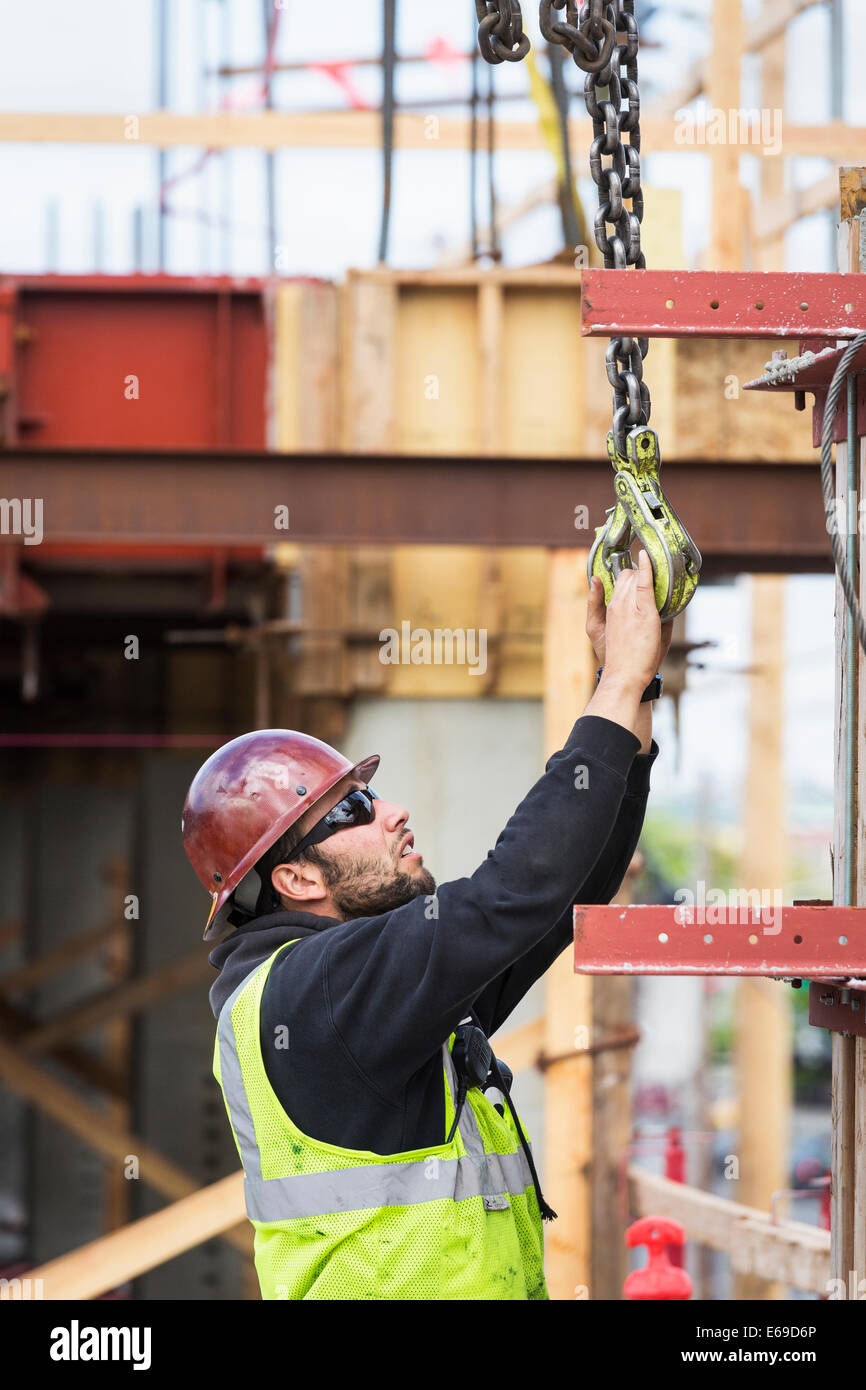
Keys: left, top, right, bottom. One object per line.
{"left": 218, "top": 984, "right": 536, "bottom": 1224}
{"left": 217, "top": 970, "right": 266, "bottom": 1182}
{"left": 244, "top": 1146, "right": 533, "bottom": 1221}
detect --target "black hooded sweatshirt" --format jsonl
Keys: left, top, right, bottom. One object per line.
{"left": 208, "top": 714, "right": 657, "bottom": 1155}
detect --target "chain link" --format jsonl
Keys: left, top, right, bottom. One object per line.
{"left": 540, "top": 1, "right": 616, "bottom": 73}
{"left": 582, "top": 2, "right": 648, "bottom": 455}
{"left": 475, "top": 2, "right": 531, "bottom": 63}
{"left": 474, "top": 1, "right": 649, "bottom": 456}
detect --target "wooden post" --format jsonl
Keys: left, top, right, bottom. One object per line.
{"left": 833, "top": 167, "right": 866, "bottom": 1292}
{"left": 734, "top": 576, "right": 791, "bottom": 1300}
{"left": 733, "top": 5, "right": 791, "bottom": 1300}
{"left": 708, "top": 0, "right": 745, "bottom": 272}
{"left": 590, "top": 865, "right": 637, "bottom": 1300}
{"left": 758, "top": 3, "right": 787, "bottom": 274}
{"left": 544, "top": 549, "right": 635, "bottom": 1299}
{"left": 544, "top": 549, "right": 596, "bottom": 1299}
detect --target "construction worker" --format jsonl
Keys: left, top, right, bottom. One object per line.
{"left": 182, "top": 550, "right": 671, "bottom": 1300}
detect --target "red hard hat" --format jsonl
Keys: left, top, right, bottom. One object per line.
{"left": 182, "top": 730, "right": 379, "bottom": 940}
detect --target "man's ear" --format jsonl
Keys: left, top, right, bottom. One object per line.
{"left": 271, "top": 861, "right": 327, "bottom": 905}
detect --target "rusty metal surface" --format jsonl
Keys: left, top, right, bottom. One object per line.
{"left": 573, "top": 904, "right": 866, "bottom": 977}
{"left": 809, "top": 982, "right": 866, "bottom": 1037}
{"left": 581, "top": 270, "right": 866, "bottom": 339}
{"left": 0, "top": 448, "right": 830, "bottom": 571}
{"left": 744, "top": 337, "right": 866, "bottom": 446}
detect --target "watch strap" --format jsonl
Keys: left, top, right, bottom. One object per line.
{"left": 595, "top": 668, "right": 662, "bottom": 703}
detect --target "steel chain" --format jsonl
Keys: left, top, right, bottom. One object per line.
{"left": 474, "top": 2, "right": 531, "bottom": 63}
{"left": 474, "top": 1, "right": 649, "bottom": 456}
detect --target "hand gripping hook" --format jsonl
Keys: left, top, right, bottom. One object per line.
{"left": 587, "top": 426, "right": 702, "bottom": 621}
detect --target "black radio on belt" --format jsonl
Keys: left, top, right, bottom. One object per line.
{"left": 447, "top": 1023, "right": 514, "bottom": 1140}
{"left": 452, "top": 1023, "right": 492, "bottom": 1090}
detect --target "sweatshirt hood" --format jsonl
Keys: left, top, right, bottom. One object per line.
{"left": 207, "top": 909, "right": 342, "bottom": 1018}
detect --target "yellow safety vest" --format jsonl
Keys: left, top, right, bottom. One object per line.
{"left": 214, "top": 941, "right": 549, "bottom": 1300}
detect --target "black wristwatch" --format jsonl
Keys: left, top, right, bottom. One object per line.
{"left": 596, "top": 668, "right": 663, "bottom": 703}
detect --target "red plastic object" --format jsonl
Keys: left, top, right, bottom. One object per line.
{"left": 624, "top": 1216, "right": 692, "bottom": 1301}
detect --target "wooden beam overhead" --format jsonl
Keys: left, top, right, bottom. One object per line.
{"left": 0, "top": 111, "right": 860, "bottom": 160}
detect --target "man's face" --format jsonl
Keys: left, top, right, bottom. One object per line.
{"left": 271, "top": 774, "right": 436, "bottom": 920}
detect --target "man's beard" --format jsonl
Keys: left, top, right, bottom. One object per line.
{"left": 324, "top": 851, "right": 437, "bottom": 920}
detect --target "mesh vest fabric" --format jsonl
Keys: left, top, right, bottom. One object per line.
{"left": 213, "top": 941, "right": 549, "bottom": 1301}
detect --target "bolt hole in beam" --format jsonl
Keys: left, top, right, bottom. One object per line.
{"left": 580, "top": 271, "right": 866, "bottom": 339}
{"left": 573, "top": 906, "right": 866, "bottom": 975}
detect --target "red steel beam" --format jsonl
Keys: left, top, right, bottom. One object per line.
{"left": 5, "top": 274, "right": 273, "bottom": 450}
{"left": 573, "top": 905, "right": 866, "bottom": 977}
{"left": 580, "top": 270, "right": 866, "bottom": 340}
{"left": 0, "top": 448, "right": 830, "bottom": 570}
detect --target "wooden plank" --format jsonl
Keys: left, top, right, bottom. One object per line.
{"left": 758, "top": 12, "right": 787, "bottom": 274}
{"left": 0, "top": 1036, "right": 251, "bottom": 1256}
{"left": 735, "top": 576, "right": 791, "bottom": 1300}
{"left": 646, "top": 0, "right": 820, "bottom": 119}
{"left": 293, "top": 547, "right": 351, "bottom": 699}
{"left": 270, "top": 280, "right": 340, "bottom": 452}
{"left": 832, "top": 1034, "right": 857, "bottom": 1281}
{"left": 478, "top": 281, "right": 503, "bottom": 457}
{"left": 341, "top": 271, "right": 397, "bottom": 453}
{"left": 18, "top": 949, "right": 212, "bottom": 1056}
{"left": 751, "top": 0, "right": 823, "bottom": 49}
{"left": 394, "top": 287, "right": 480, "bottom": 454}
{"left": 591, "top": 876, "right": 637, "bottom": 1300}
{"left": 0, "top": 921, "right": 122, "bottom": 996}
{"left": 346, "top": 548, "right": 392, "bottom": 694}
{"left": 18, "top": 1172, "right": 248, "bottom": 1301}
{"left": 758, "top": 172, "right": 839, "bottom": 246}
{"left": 360, "top": 264, "right": 583, "bottom": 288}
{"left": 0, "top": 995, "right": 124, "bottom": 1098}
{"left": 708, "top": 0, "right": 745, "bottom": 272}
{"left": 386, "top": 548, "right": 489, "bottom": 697}
{"left": 502, "top": 286, "right": 584, "bottom": 457}
{"left": 543, "top": 549, "right": 596, "bottom": 1299}
{"left": 343, "top": 266, "right": 812, "bottom": 465}
{"left": 0, "top": 111, "right": 860, "bottom": 159}
{"left": 628, "top": 1168, "right": 830, "bottom": 1294}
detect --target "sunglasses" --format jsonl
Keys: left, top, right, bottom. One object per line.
{"left": 285, "top": 786, "right": 380, "bottom": 862}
